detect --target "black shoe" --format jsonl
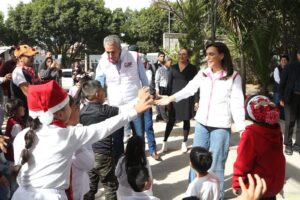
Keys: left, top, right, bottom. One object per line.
{"left": 285, "top": 146, "right": 293, "bottom": 155}
{"left": 155, "top": 115, "right": 163, "bottom": 122}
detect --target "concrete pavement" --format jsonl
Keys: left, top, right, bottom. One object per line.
{"left": 97, "top": 119, "right": 300, "bottom": 199}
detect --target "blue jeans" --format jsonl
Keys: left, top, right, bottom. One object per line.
{"left": 189, "top": 122, "right": 230, "bottom": 200}
{"left": 273, "top": 92, "right": 279, "bottom": 105}
{"left": 132, "top": 110, "right": 157, "bottom": 155}
{"left": 0, "top": 154, "right": 10, "bottom": 200}
{"left": 273, "top": 92, "right": 285, "bottom": 119}
{"left": 113, "top": 114, "right": 143, "bottom": 161}
{"left": 143, "top": 109, "right": 157, "bottom": 155}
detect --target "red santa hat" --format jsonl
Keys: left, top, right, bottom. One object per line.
{"left": 27, "top": 80, "right": 69, "bottom": 125}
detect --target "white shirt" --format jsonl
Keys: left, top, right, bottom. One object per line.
{"left": 174, "top": 67, "right": 245, "bottom": 132}
{"left": 71, "top": 144, "right": 94, "bottom": 200}
{"left": 120, "top": 192, "right": 160, "bottom": 200}
{"left": 185, "top": 173, "right": 220, "bottom": 200}
{"left": 273, "top": 67, "right": 280, "bottom": 84}
{"left": 13, "top": 109, "right": 136, "bottom": 193}
{"left": 115, "top": 156, "right": 153, "bottom": 198}
{"left": 12, "top": 66, "right": 27, "bottom": 86}
{"left": 145, "top": 69, "right": 153, "bottom": 85}
{"left": 96, "top": 50, "right": 149, "bottom": 106}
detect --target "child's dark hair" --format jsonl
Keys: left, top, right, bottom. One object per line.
{"left": 74, "top": 79, "right": 101, "bottom": 104}
{"left": 157, "top": 51, "right": 165, "bottom": 57}
{"left": 125, "top": 136, "right": 147, "bottom": 172}
{"left": 279, "top": 54, "right": 289, "bottom": 62}
{"left": 13, "top": 117, "right": 41, "bottom": 176}
{"left": 5, "top": 98, "right": 24, "bottom": 117}
{"left": 127, "top": 166, "right": 150, "bottom": 192}
{"left": 190, "top": 147, "right": 212, "bottom": 174}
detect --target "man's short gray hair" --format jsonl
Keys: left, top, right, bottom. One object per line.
{"left": 103, "top": 35, "right": 122, "bottom": 49}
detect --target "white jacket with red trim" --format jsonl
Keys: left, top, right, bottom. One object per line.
{"left": 174, "top": 67, "right": 245, "bottom": 132}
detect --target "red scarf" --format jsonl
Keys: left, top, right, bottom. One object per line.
{"left": 51, "top": 120, "right": 73, "bottom": 200}
{"left": 19, "top": 64, "right": 40, "bottom": 84}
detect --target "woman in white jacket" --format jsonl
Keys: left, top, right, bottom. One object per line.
{"left": 156, "top": 42, "right": 245, "bottom": 199}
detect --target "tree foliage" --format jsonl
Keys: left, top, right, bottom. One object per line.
{"left": 5, "top": 0, "right": 111, "bottom": 67}
{"left": 219, "top": 0, "right": 300, "bottom": 93}
{"left": 1, "top": 0, "right": 299, "bottom": 85}
{"left": 153, "top": 0, "right": 209, "bottom": 65}
{"left": 121, "top": 5, "right": 168, "bottom": 53}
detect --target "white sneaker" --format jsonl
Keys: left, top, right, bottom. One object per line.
{"left": 161, "top": 141, "right": 168, "bottom": 152}
{"left": 181, "top": 142, "right": 188, "bottom": 153}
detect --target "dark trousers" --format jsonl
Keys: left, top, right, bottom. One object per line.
{"left": 84, "top": 153, "right": 118, "bottom": 200}
{"left": 157, "top": 87, "right": 169, "bottom": 121}
{"left": 112, "top": 127, "right": 124, "bottom": 162}
{"left": 163, "top": 103, "right": 190, "bottom": 142}
{"left": 284, "top": 94, "right": 300, "bottom": 147}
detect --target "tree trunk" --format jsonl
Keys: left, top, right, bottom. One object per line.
{"left": 211, "top": 0, "right": 217, "bottom": 42}
{"left": 236, "top": 24, "right": 246, "bottom": 96}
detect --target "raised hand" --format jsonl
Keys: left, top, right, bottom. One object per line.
{"left": 135, "top": 87, "right": 154, "bottom": 113}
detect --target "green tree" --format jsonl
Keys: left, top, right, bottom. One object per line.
{"left": 153, "top": 0, "right": 209, "bottom": 65}
{"left": 0, "top": 12, "right": 5, "bottom": 45}
{"left": 218, "top": 0, "right": 257, "bottom": 93}
{"left": 247, "top": 24, "right": 277, "bottom": 94}
{"left": 6, "top": 0, "right": 111, "bottom": 68}
{"left": 219, "top": 0, "right": 300, "bottom": 93}
{"left": 121, "top": 5, "right": 168, "bottom": 53}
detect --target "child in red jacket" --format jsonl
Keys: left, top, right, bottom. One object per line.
{"left": 232, "top": 95, "right": 285, "bottom": 200}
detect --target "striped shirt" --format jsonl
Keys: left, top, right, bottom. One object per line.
{"left": 155, "top": 65, "right": 169, "bottom": 90}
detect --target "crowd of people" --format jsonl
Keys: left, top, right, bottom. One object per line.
{"left": 0, "top": 34, "right": 299, "bottom": 200}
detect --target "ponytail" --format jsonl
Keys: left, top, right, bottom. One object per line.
{"left": 12, "top": 117, "right": 41, "bottom": 177}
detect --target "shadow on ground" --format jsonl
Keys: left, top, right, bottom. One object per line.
{"left": 153, "top": 180, "right": 188, "bottom": 200}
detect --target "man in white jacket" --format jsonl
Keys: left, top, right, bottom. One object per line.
{"left": 95, "top": 35, "right": 158, "bottom": 161}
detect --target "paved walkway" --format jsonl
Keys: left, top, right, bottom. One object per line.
{"left": 97, "top": 119, "right": 300, "bottom": 200}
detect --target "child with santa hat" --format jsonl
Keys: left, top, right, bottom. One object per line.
{"left": 11, "top": 80, "right": 152, "bottom": 200}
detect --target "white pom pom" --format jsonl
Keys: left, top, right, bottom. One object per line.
{"left": 38, "top": 111, "right": 54, "bottom": 125}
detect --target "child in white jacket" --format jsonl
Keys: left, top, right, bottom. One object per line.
{"left": 12, "top": 80, "right": 152, "bottom": 200}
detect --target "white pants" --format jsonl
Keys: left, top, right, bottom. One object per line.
{"left": 12, "top": 187, "right": 67, "bottom": 200}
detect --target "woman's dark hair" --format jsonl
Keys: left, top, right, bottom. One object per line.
{"left": 13, "top": 117, "right": 41, "bottom": 177}
{"left": 190, "top": 147, "right": 212, "bottom": 174}
{"left": 41, "top": 57, "right": 53, "bottom": 70}
{"left": 125, "top": 136, "right": 147, "bottom": 172}
{"left": 205, "top": 42, "right": 234, "bottom": 79}
{"left": 5, "top": 98, "right": 24, "bottom": 117}
{"left": 74, "top": 79, "right": 101, "bottom": 105}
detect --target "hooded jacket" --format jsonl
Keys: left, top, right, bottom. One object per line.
{"left": 232, "top": 123, "right": 285, "bottom": 198}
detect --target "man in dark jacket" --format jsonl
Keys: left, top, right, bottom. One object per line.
{"left": 279, "top": 49, "right": 300, "bottom": 155}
